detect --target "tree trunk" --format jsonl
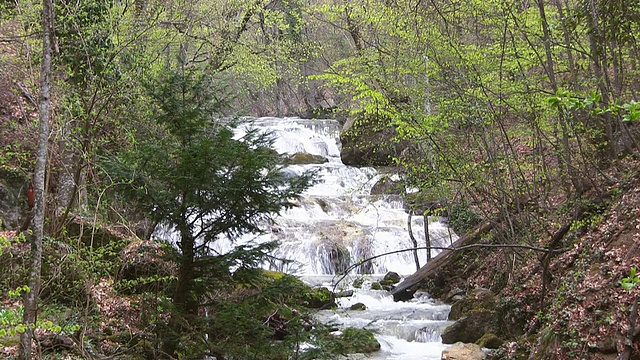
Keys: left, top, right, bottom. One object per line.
{"left": 162, "top": 232, "right": 197, "bottom": 357}
{"left": 407, "top": 210, "right": 420, "bottom": 271}
{"left": 19, "top": 0, "right": 53, "bottom": 357}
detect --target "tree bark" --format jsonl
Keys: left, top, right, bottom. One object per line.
{"left": 19, "top": 0, "right": 53, "bottom": 357}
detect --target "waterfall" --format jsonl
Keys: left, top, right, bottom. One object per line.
{"left": 155, "top": 116, "right": 455, "bottom": 359}
{"left": 216, "top": 116, "right": 457, "bottom": 276}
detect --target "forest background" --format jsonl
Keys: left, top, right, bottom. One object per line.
{"left": 1, "top": 0, "right": 640, "bottom": 359}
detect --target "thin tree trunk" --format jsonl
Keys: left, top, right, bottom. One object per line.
{"left": 424, "top": 214, "right": 431, "bottom": 261}
{"left": 407, "top": 210, "right": 420, "bottom": 271}
{"left": 19, "top": 0, "right": 53, "bottom": 356}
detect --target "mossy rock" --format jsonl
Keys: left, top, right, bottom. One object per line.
{"left": 352, "top": 277, "right": 365, "bottom": 288}
{"left": 441, "top": 309, "right": 498, "bottom": 344}
{"left": 286, "top": 153, "right": 328, "bottom": 165}
{"left": 380, "top": 271, "right": 401, "bottom": 286}
{"left": 349, "top": 302, "right": 367, "bottom": 311}
{"left": 448, "top": 288, "right": 496, "bottom": 321}
{"left": 476, "top": 333, "right": 503, "bottom": 349}
{"left": 303, "top": 287, "right": 336, "bottom": 309}
{"left": 338, "top": 328, "right": 381, "bottom": 353}
{"left": 370, "top": 282, "right": 382, "bottom": 290}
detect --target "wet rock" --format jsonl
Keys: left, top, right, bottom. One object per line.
{"left": 349, "top": 302, "right": 367, "bottom": 310}
{"left": 304, "top": 287, "right": 336, "bottom": 309}
{"left": 337, "top": 328, "right": 381, "bottom": 353}
{"left": 335, "top": 290, "right": 354, "bottom": 298}
{"left": 444, "top": 287, "right": 465, "bottom": 303}
{"left": 286, "top": 152, "right": 328, "bottom": 165}
{"left": 370, "top": 175, "right": 403, "bottom": 195}
{"left": 370, "top": 282, "right": 382, "bottom": 290}
{"left": 352, "top": 277, "right": 365, "bottom": 288}
{"left": 441, "top": 342, "right": 486, "bottom": 360}
{"left": 381, "top": 271, "right": 401, "bottom": 285}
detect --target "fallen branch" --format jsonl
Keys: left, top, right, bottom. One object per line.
{"left": 337, "top": 242, "right": 567, "bottom": 282}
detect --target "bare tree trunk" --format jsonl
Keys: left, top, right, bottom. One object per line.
{"left": 19, "top": 0, "right": 53, "bottom": 357}
{"left": 407, "top": 210, "right": 420, "bottom": 271}
{"left": 424, "top": 214, "right": 431, "bottom": 261}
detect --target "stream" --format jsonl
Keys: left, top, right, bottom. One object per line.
{"left": 229, "top": 117, "right": 455, "bottom": 359}
{"left": 157, "top": 116, "right": 456, "bottom": 358}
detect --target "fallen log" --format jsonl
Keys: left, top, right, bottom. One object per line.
{"left": 391, "top": 221, "right": 493, "bottom": 301}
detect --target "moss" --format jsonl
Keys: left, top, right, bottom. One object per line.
{"left": 370, "top": 282, "right": 382, "bottom": 290}
{"left": 476, "top": 333, "right": 503, "bottom": 348}
{"left": 338, "top": 328, "right": 381, "bottom": 353}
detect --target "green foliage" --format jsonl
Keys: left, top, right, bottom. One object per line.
{"left": 101, "top": 68, "right": 318, "bottom": 358}
{"left": 620, "top": 267, "right": 639, "bottom": 291}
{"left": 448, "top": 203, "right": 482, "bottom": 235}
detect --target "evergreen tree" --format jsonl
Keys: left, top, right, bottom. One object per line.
{"left": 102, "top": 69, "right": 317, "bottom": 357}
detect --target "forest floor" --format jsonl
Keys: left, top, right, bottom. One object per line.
{"left": 436, "top": 156, "right": 640, "bottom": 359}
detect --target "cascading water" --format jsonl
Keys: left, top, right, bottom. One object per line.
{"left": 233, "top": 117, "right": 455, "bottom": 359}
{"left": 156, "top": 116, "right": 456, "bottom": 358}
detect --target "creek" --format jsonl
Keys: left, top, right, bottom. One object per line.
{"left": 226, "top": 117, "right": 455, "bottom": 359}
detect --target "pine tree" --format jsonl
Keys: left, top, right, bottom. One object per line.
{"left": 102, "top": 69, "right": 316, "bottom": 357}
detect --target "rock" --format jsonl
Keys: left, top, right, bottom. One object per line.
{"left": 441, "top": 342, "right": 486, "bottom": 360}
{"left": 381, "top": 271, "right": 401, "bottom": 285}
{"left": 370, "top": 282, "right": 382, "bottom": 290}
{"left": 448, "top": 288, "right": 496, "bottom": 321}
{"left": 475, "top": 333, "right": 503, "bottom": 349}
{"left": 370, "top": 175, "right": 403, "bottom": 195}
{"left": 335, "top": 290, "right": 354, "bottom": 298}
{"left": 340, "top": 115, "right": 412, "bottom": 167}
{"left": 286, "top": 152, "right": 328, "bottom": 165}
{"left": 441, "top": 310, "right": 498, "bottom": 344}
{"left": 304, "top": 287, "right": 336, "bottom": 309}
{"left": 0, "top": 168, "right": 30, "bottom": 230}
{"left": 352, "top": 277, "right": 365, "bottom": 288}
{"left": 444, "top": 287, "right": 465, "bottom": 303}
{"left": 349, "top": 302, "right": 367, "bottom": 310}
{"left": 338, "top": 328, "right": 381, "bottom": 353}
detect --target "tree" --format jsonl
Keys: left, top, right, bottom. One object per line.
{"left": 19, "top": 0, "right": 53, "bottom": 356}
{"left": 102, "top": 68, "right": 316, "bottom": 357}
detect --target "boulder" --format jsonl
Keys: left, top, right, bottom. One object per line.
{"left": 370, "top": 282, "right": 382, "bottom": 290}
{"left": 441, "top": 310, "right": 497, "bottom": 344}
{"left": 337, "top": 328, "right": 381, "bottom": 353}
{"left": 441, "top": 342, "right": 486, "bottom": 360}
{"left": 444, "top": 287, "right": 465, "bottom": 303}
{"left": 370, "top": 175, "right": 403, "bottom": 196}
{"left": 382, "top": 271, "right": 401, "bottom": 285}
{"left": 304, "top": 287, "right": 336, "bottom": 309}
{"left": 0, "top": 168, "right": 30, "bottom": 230}
{"left": 286, "top": 152, "right": 328, "bottom": 165}
{"left": 349, "top": 302, "right": 367, "bottom": 311}
{"left": 448, "top": 288, "right": 496, "bottom": 321}
{"left": 475, "top": 333, "right": 503, "bottom": 349}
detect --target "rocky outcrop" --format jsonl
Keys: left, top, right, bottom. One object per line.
{"left": 340, "top": 116, "right": 413, "bottom": 167}
{"left": 441, "top": 342, "right": 486, "bottom": 360}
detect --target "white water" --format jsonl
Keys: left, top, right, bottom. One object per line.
{"left": 155, "top": 116, "right": 456, "bottom": 358}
